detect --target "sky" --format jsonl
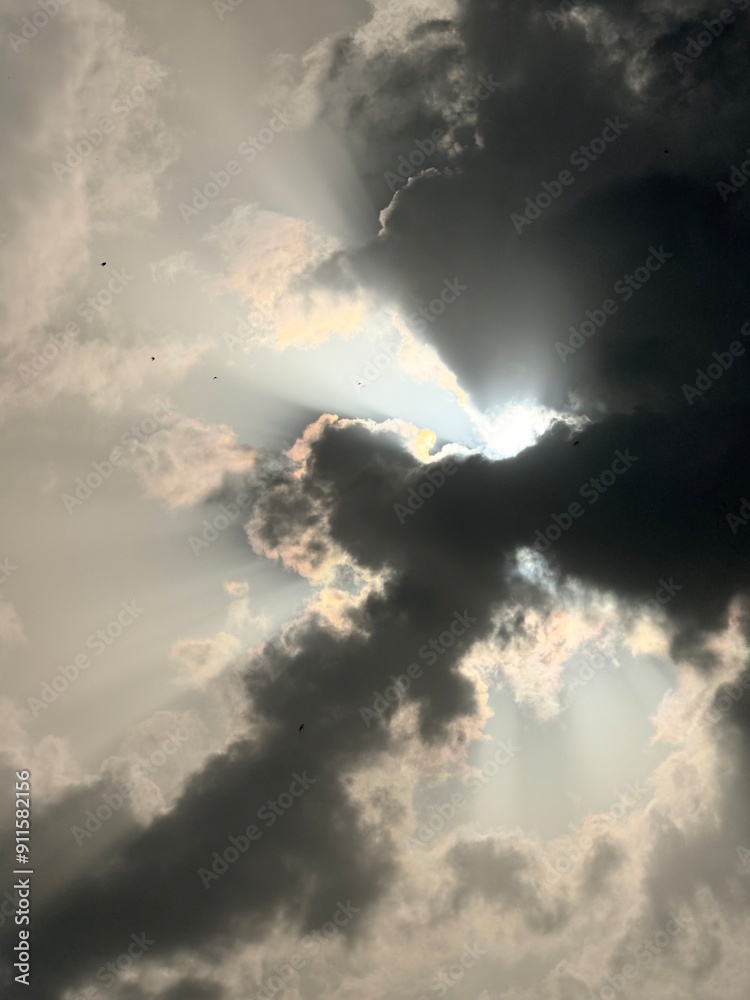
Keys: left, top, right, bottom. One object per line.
{"left": 1, "top": 0, "right": 750, "bottom": 998}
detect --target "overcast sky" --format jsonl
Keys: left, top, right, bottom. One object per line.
{"left": 1, "top": 0, "right": 750, "bottom": 999}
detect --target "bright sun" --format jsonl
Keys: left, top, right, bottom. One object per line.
{"left": 474, "top": 401, "right": 576, "bottom": 459}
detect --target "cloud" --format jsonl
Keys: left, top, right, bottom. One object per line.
{"left": 12, "top": 293, "right": 750, "bottom": 1000}
{"left": 295, "top": 0, "right": 750, "bottom": 416}
{"left": 0, "top": 0, "right": 182, "bottom": 420}
{"left": 169, "top": 633, "right": 242, "bottom": 687}
{"left": 4, "top": 1, "right": 750, "bottom": 998}
{"left": 0, "top": 597, "right": 25, "bottom": 649}
{"left": 131, "top": 415, "right": 257, "bottom": 510}
{"left": 0, "top": 697, "right": 82, "bottom": 805}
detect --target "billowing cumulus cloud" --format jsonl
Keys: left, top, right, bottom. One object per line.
{"left": 0, "top": 0, "right": 185, "bottom": 422}
{"left": 7, "top": 402, "right": 750, "bottom": 998}
{"left": 131, "top": 415, "right": 257, "bottom": 510}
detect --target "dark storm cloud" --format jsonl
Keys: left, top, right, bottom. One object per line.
{"left": 308, "top": 413, "right": 750, "bottom": 651}
{"left": 0, "top": 432, "right": 492, "bottom": 1000}
{"left": 1, "top": 712, "right": 395, "bottom": 999}
{"left": 281, "top": 0, "right": 750, "bottom": 656}
{"left": 237, "top": 394, "right": 750, "bottom": 978}
{"left": 444, "top": 837, "right": 571, "bottom": 933}
{"left": 7, "top": 395, "right": 750, "bottom": 997}
{"left": 308, "top": 0, "right": 750, "bottom": 412}
{"left": 229, "top": 399, "right": 750, "bottom": 680}
{"left": 225, "top": 394, "right": 750, "bottom": 672}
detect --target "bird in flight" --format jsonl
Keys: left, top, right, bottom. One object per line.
{"left": 151, "top": 356, "right": 155, "bottom": 361}
{"left": 573, "top": 441, "right": 580, "bottom": 446}
{"left": 101, "top": 262, "right": 106, "bottom": 266}
{"left": 213, "top": 376, "right": 218, "bottom": 379}
{"left": 299, "top": 724, "right": 304, "bottom": 731}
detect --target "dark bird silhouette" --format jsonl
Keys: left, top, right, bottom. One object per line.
{"left": 151, "top": 356, "right": 155, "bottom": 361}
{"left": 573, "top": 441, "right": 580, "bottom": 446}
{"left": 101, "top": 262, "right": 106, "bottom": 266}
{"left": 299, "top": 724, "right": 304, "bottom": 731}
{"left": 213, "top": 376, "right": 218, "bottom": 379}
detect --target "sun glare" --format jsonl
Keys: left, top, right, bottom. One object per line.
{"left": 475, "top": 401, "right": 573, "bottom": 459}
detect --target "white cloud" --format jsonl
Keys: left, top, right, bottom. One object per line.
{"left": 169, "top": 632, "right": 242, "bottom": 687}
{"left": 0, "top": 0, "right": 182, "bottom": 420}
{"left": 129, "top": 414, "right": 257, "bottom": 509}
